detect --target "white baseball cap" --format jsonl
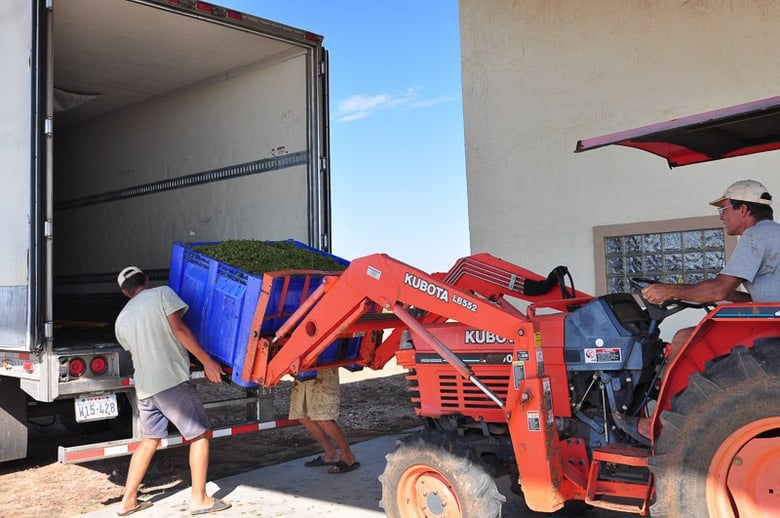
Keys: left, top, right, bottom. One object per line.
{"left": 117, "top": 266, "right": 144, "bottom": 288}
{"left": 710, "top": 179, "right": 772, "bottom": 207}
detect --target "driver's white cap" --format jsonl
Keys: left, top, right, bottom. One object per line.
{"left": 117, "top": 266, "right": 144, "bottom": 288}
{"left": 710, "top": 179, "right": 772, "bottom": 207}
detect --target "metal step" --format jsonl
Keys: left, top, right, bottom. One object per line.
{"left": 585, "top": 443, "right": 652, "bottom": 515}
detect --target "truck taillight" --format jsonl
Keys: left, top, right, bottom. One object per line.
{"left": 69, "top": 358, "right": 87, "bottom": 377}
{"left": 90, "top": 356, "right": 108, "bottom": 375}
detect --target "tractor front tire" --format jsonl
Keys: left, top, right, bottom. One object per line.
{"left": 379, "top": 430, "right": 505, "bottom": 518}
{"left": 650, "top": 340, "right": 780, "bottom": 518}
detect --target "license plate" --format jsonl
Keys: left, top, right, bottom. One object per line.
{"left": 75, "top": 393, "right": 118, "bottom": 423}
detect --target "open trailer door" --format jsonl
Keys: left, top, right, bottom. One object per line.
{"left": 575, "top": 95, "right": 780, "bottom": 167}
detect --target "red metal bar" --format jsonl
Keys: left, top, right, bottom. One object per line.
{"left": 272, "top": 274, "right": 335, "bottom": 340}
{"left": 507, "top": 376, "right": 566, "bottom": 512}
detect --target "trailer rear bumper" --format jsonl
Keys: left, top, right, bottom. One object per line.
{"left": 58, "top": 417, "right": 298, "bottom": 464}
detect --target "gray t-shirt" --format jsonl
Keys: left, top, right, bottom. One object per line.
{"left": 720, "top": 219, "right": 780, "bottom": 302}
{"left": 115, "top": 286, "right": 191, "bottom": 399}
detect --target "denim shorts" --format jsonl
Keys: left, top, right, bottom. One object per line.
{"left": 137, "top": 382, "right": 209, "bottom": 440}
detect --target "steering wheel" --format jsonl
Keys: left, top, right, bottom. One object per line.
{"left": 628, "top": 276, "right": 711, "bottom": 322}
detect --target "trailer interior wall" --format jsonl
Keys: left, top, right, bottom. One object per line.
{"left": 52, "top": 0, "right": 320, "bottom": 290}
{"left": 459, "top": 0, "right": 780, "bottom": 296}
{"left": 55, "top": 54, "right": 310, "bottom": 277}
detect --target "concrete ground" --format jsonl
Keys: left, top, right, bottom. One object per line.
{"left": 80, "top": 362, "right": 637, "bottom": 517}
{"left": 80, "top": 430, "right": 637, "bottom": 518}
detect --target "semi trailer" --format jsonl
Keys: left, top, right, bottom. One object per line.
{"left": 0, "top": 0, "right": 332, "bottom": 462}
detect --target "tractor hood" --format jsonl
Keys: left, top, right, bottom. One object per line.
{"left": 575, "top": 95, "right": 780, "bottom": 167}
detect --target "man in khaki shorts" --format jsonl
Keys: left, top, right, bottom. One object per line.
{"left": 290, "top": 368, "right": 360, "bottom": 474}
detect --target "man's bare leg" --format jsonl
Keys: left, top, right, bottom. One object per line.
{"left": 667, "top": 327, "right": 694, "bottom": 360}
{"left": 631, "top": 326, "right": 697, "bottom": 441}
{"left": 300, "top": 418, "right": 340, "bottom": 462}
{"left": 318, "top": 419, "right": 356, "bottom": 466}
{"left": 188, "top": 433, "right": 213, "bottom": 509}
{"left": 118, "top": 437, "right": 160, "bottom": 514}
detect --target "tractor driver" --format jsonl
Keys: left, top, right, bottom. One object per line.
{"left": 613, "top": 179, "right": 779, "bottom": 445}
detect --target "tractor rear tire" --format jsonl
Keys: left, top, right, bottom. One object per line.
{"left": 379, "top": 430, "right": 505, "bottom": 518}
{"left": 650, "top": 340, "right": 780, "bottom": 518}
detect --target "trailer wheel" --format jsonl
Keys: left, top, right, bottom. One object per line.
{"left": 379, "top": 430, "right": 505, "bottom": 518}
{"left": 650, "top": 340, "right": 780, "bottom": 518}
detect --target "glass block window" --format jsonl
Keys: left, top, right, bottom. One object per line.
{"left": 603, "top": 228, "right": 725, "bottom": 294}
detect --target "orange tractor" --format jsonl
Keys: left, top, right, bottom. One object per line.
{"left": 242, "top": 97, "right": 780, "bottom": 517}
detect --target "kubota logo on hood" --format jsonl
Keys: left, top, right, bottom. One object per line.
{"left": 464, "top": 330, "right": 513, "bottom": 344}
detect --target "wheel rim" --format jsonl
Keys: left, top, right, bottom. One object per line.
{"left": 397, "top": 464, "right": 462, "bottom": 517}
{"left": 706, "top": 417, "right": 780, "bottom": 517}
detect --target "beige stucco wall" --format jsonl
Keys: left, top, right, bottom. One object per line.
{"left": 459, "top": 0, "right": 780, "bottom": 294}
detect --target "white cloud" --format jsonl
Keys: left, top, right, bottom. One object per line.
{"left": 410, "top": 94, "right": 458, "bottom": 109}
{"left": 338, "top": 94, "right": 390, "bottom": 114}
{"left": 335, "top": 87, "right": 455, "bottom": 122}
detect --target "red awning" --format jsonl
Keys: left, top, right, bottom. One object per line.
{"left": 575, "top": 96, "right": 780, "bottom": 167}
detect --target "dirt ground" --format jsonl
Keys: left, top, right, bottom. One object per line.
{"left": 0, "top": 365, "right": 420, "bottom": 518}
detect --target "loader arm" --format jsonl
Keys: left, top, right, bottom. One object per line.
{"left": 244, "top": 253, "right": 537, "bottom": 388}
{"left": 377, "top": 253, "right": 593, "bottom": 367}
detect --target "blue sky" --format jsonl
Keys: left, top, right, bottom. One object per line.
{"left": 220, "top": 1, "right": 470, "bottom": 273}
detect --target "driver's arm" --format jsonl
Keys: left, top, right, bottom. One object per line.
{"left": 641, "top": 274, "right": 747, "bottom": 305}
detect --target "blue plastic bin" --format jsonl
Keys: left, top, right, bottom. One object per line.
{"left": 168, "top": 240, "right": 358, "bottom": 387}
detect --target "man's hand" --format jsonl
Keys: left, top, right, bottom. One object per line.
{"left": 202, "top": 357, "right": 225, "bottom": 383}
{"left": 642, "top": 284, "right": 677, "bottom": 305}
